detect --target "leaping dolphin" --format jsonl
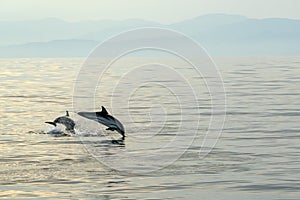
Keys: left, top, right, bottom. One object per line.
{"left": 77, "top": 106, "right": 125, "bottom": 139}
{"left": 45, "top": 111, "right": 76, "bottom": 133}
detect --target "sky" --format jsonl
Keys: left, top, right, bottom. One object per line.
{"left": 0, "top": 0, "right": 300, "bottom": 23}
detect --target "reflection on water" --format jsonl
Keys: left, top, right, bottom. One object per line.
{"left": 0, "top": 57, "right": 300, "bottom": 199}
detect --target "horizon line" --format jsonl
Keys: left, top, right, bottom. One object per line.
{"left": 1, "top": 13, "right": 300, "bottom": 24}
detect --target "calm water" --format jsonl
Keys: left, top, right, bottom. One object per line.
{"left": 0, "top": 57, "right": 300, "bottom": 199}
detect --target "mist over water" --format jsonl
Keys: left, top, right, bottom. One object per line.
{"left": 0, "top": 57, "right": 299, "bottom": 199}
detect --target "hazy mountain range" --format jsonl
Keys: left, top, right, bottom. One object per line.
{"left": 0, "top": 14, "right": 300, "bottom": 57}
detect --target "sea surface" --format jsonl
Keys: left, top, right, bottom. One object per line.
{"left": 0, "top": 57, "right": 299, "bottom": 199}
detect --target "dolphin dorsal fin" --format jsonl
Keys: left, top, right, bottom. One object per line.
{"left": 101, "top": 106, "right": 108, "bottom": 115}
{"left": 66, "top": 111, "right": 69, "bottom": 117}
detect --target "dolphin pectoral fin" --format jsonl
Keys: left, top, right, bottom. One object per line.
{"left": 106, "top": 127, "right": 125, "bottom": 138}
{"left": 45, "top": 122, "right": 57, "bottom": 127}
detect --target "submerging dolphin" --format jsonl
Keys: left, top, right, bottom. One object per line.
{"left": 45, "top": 111, "right": 75, "bottom": 133}
{"left": 77, "top": 106, "right": 125, "bottom": 139}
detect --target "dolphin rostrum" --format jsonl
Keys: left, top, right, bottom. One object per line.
{"left": 77, "top": 106, "right": 125, "bottom": 139}
{"left": 45, "top": 111, "right": 76, "bottom": 133}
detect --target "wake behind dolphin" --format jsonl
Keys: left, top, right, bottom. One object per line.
{"left": 78, "top": 106, "right": 125, "bottom": 139}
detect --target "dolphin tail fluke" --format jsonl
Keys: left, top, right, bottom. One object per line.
{"left": 45, "top": 121, "right": 57, "bottom": 127}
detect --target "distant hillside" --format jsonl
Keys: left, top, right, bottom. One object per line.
{"left": 0, "top": 18, "right": 161, "bottom": 46}
{"left": 0, "top": 14, "right": 300, "bottom": 57}
{"left": 0, "top": 39, "right": 98, "bottom": 57}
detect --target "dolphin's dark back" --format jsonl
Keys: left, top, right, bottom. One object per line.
{"left": 53, "top": 116, "right": 75, "bottom": 131}
{"left": 45, "top": 111, "right": 75, "bottom": 133}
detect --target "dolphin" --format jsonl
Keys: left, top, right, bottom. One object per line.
{"left": 45, "top": 111, "right": 76, "bottom": 133}
{"left": 77, "top": 106, "right": 125, "bottom": 139}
